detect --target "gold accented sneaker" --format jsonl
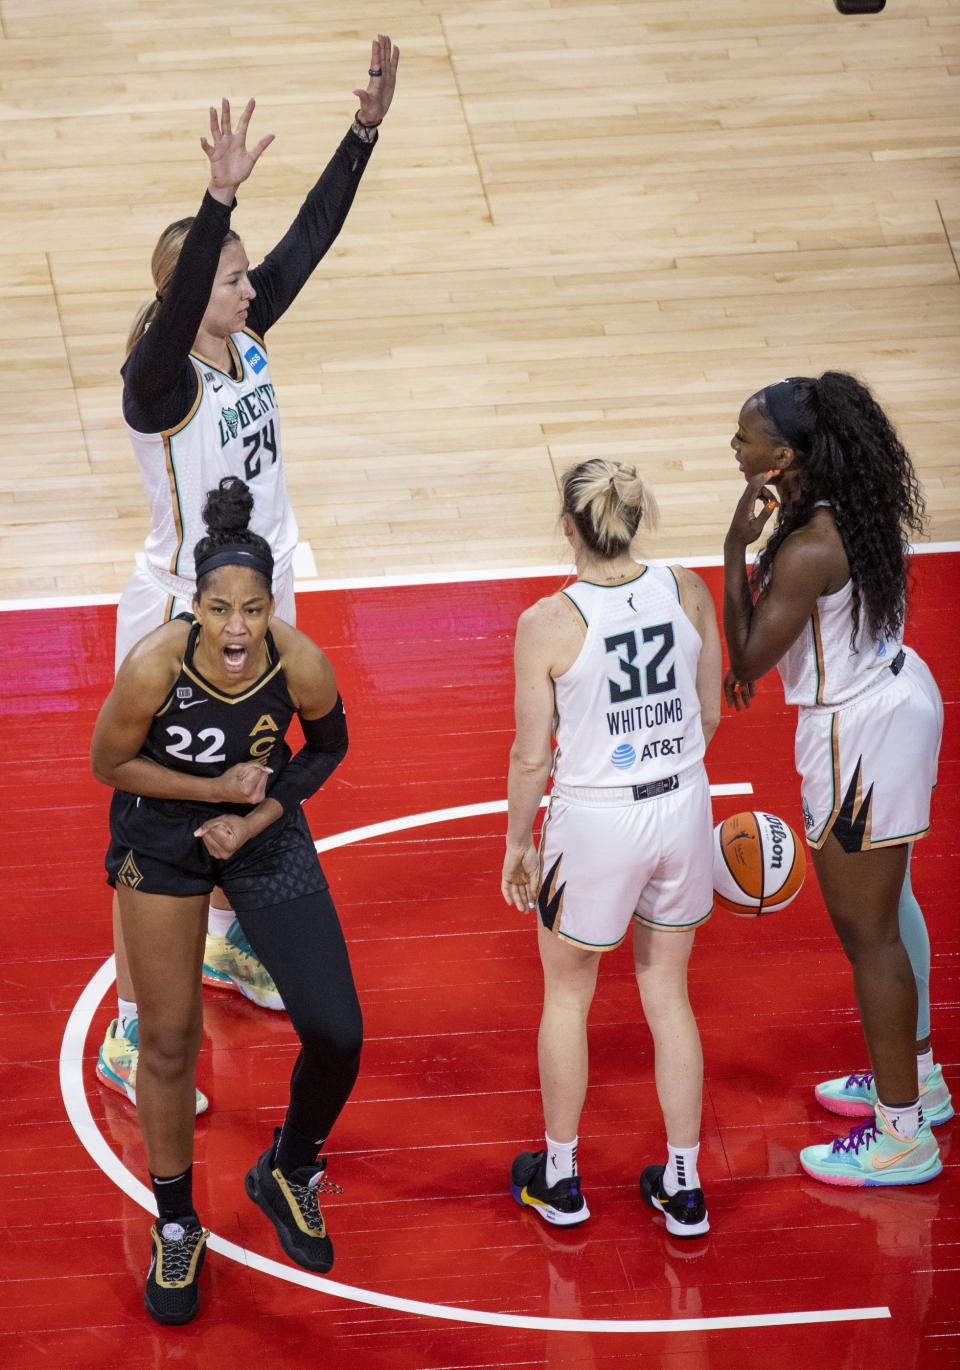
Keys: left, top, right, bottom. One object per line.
{"left": 144, "top": 1220, "right": 208, "bottom": 1325}
{"left": 244, "top": 1128, "right": 340, "bottom": 1272}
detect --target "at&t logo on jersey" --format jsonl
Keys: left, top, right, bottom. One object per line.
{"left": 244, "top": 343, "right": 267, "bottom": 374}
{"left": 611, "top": 744, "right": 636, "bottom": 769}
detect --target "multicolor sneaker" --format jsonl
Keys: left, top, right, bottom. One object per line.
{"left": 639, "top": 1164, "right": 710, "bottom": 1238}
{"left": 202, "top": 919, "right": 284, "bottom": 1010}
{"left": 814, "top": 1065, "right": 954, "bottom": 1127}
{"left": 799, "top": 1107, "right": 942, "bottom": 1187}
{"left": 509, "top": 1150, "right": 590, "bottom": 1227}
{"left": 244, "top": 1128, "right": 340, "bottom": 1272}
{"left": 97, "top": 1019, "right": 208, "bottom": 1116}
{"left": 144, "top": 1219, "right": 208, "bottom": 1325}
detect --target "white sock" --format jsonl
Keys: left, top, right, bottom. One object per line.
{"left": 663, "top": 1142, "right": 700, "bottom": 1195}
{"left": 916, "top": 1047, "right": 934, "bottom": 1086}
{"left": 878, "top": 1097, "right": 921, "bottom": 1140}
{"left": 207, "top": 905, "right": 235, "bottom": 938}
{"left": 117, "top": 997, "right": 138, "bottom": 1037}
{"left": 545, "top": 1133, "right": 578, "bottom": 1182}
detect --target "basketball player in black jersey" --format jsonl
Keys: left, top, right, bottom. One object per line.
{"left": 91, "top": 478, "right": 361, "bottom": 1325}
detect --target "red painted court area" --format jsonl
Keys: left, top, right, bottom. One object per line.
{"left": 1, "top": 559, "right": 957, "bottom": 1369}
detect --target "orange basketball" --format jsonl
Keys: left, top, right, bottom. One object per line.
{"left": 713, "top": 811, "right": 806, "bottom": 916}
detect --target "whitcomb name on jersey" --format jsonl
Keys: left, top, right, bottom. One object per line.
{"left": 606, "top": 697, "right": 685, "bottom": 737}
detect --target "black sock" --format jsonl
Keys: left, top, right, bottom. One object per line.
{"left": 150, "top": 1166, "right": 199, "bottom": 1228}
{"left": 274, "top": 1121, "right": 325, "bottom": 1176}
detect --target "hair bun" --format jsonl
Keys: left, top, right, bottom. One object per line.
{"left": 201, "top": 476, "right": 254, "bottom": 537}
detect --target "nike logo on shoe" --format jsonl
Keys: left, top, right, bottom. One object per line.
{"left": 872, "top": 1140, "right": 921, "bottom": 1170}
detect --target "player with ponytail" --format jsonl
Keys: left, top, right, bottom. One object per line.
{"left": 91, "top": 477, "right": 360, "bottom": 1323}
{"left": 96, "top": 38, "right": 399, "bottom": 1116}
{"left": 502, "top": 458, "right": 721, "bottom": 1237}
{"left": 724, "top": 370, "right": 949, "bottom": 1189}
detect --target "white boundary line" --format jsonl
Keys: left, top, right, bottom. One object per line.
{"left": 59, "top": 798, "right": 890, "bottom": 1333}
{"left": 4, "top": 542, "right": 958, "bottom": 613}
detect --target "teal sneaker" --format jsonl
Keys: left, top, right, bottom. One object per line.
{"left": 800, "top": 1107, "right": 942, "bottom": 1188}
{"left": 814, "top": 1064, "right": 953, "bottom": 1127}
{"left": 202, "top": 920, "right": 284, "bottom": 1010}
{"left": 97, "top": 1018, "right": 208, "bottom": 1116}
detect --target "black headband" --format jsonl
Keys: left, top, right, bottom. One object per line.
{"left": 761, "top": 377, "right": 816, "bottom": 451}
{"left": 194, "top": 543, "right": 274, "bottom": 586}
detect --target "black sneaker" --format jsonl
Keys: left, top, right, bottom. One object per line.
{"left": 144, "top": 1218, "right": 208, "bottom": 1325}
{"left": 639, "top": 1164, "right": 709, "bottom": 1238}
{"left": 509, "top": 1150, "right": 590, "bottom": 1227}
{"left": 244, "top": 1129, "right": 341, "bottom": 1272}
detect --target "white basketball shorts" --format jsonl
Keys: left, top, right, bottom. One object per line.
{"left": 536, "top": 765, "right": 714, "bottom": 949}
{"left": 795, "top": 647, "right": 943, "bottom": 852}
{"left": 114, "top": 562, "right": 296, "bottom": 674}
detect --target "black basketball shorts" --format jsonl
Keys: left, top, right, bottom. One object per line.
{"left": 105, "top": 792, "right": 329, "bottom": 911}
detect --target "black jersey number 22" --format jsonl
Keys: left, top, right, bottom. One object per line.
{"left": 604, "top": 623, "right": 676, "bottom": 703}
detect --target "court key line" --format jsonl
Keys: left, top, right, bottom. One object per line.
{"left": 60, "top": 797, "right": 891, "bottom": 1334}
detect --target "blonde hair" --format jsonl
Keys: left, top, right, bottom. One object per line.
{"left": 560, "top": 458, "right": 659, "bottom": 559}
{"left": 125, "top": 217, "right": 242, "bottom": 357}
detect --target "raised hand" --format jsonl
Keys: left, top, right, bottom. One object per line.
{"left": 200, "top": 98, "right": 275, "bottom": 202}
{"left": 726, "top": 469, "right": 780, "bottom": 548}
{"left": 353, "top": 34, "right": 400, "bottom": 126}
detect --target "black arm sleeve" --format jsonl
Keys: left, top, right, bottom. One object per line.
{"left": 246, "top": 129, "right": 375, "bottom": 336}
{"left": 268, "top": 694, "right": 349, "bottom": 816}
{"left": 121, "top": 192, "right": 235, "bottom": 433}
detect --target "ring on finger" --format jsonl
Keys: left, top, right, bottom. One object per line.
{"left": 368, "top": 67, "right": 383, "bottom": 76}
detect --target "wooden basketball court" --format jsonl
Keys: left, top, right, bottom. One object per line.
{"left": 1, "top": 3, "right": 958, "bottom": 1367}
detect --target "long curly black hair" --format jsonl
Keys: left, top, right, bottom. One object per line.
{"left": 752, "top": 371, "right": 926, "bottom": 645}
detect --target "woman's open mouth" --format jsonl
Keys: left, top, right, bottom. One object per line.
{"left": 223, "top": 644, "right": 247, "bottom": 671}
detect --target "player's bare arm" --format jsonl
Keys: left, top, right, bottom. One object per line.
{"left": 675, "top": 566, "right": 722, "bottom": 747}
{"left": 270, "top": 619, "right": 340, "bottom": 720}
{"left": 502, "top": 601, "right": 564, "bottom": 911}
{"left": 724, "top": 477, "right": 848, "bottom": 691}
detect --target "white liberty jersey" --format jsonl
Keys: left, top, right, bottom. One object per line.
{"left": 125, "top": 330, "right": 298, "bottom": 593}
{"left": 553, "top": 566, "right": 706, "bottom": 788}
{"left": 777, "top": 579, "right": 903, "bottom": 708}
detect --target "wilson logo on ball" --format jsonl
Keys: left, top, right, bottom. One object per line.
{"left": 713, "top": 811, "right": 806, "bottom": 916}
